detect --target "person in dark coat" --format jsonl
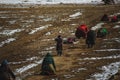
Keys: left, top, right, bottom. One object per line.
{"left": 0, "top": 60, "right": 16, "bottom": 80}
{"left": 101, "top": 14, "right": 109, "bottom": 22}
{"left": 117, "top": 14, "right": 120, "bottom": 21}
{"left": 86, "top": 29, "right": 96, "bottom": 48}
{"left": 40, "top": 53, "right": 56, "bottom": 76}
{"left": 55, "top": 35, "right": 63, "bottom": 56}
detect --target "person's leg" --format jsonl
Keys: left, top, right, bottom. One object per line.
{"left": 59, "top": 50, "right": 62, "bottom": 56}
{"left": 87, "top": 44, "right": 90, "bottom": 48}
{"left": 57, "top": 50, "right": 59, "bottom": 56}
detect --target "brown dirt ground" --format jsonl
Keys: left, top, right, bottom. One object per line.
{"left": 0, "top": 4, "right": 120, "bottom": 80}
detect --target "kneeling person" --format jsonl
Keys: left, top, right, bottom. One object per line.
{"left": 40, "top": 53, "right": 56, "bottom": 75}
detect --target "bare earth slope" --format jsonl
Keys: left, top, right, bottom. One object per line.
{"left": 0, "top": 4, "right": 120, "bottom": 80}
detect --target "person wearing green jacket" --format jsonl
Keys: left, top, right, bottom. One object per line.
{"left": 97, "top": 27, "right": 108, "bottom": 38}
{"left": 40, "top": 53, "right": 56, "bottom": 76}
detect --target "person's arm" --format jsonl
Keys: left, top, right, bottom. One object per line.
{"left": 8, "top": 67, "right": 16, "bottom": 79}
{"left": 49, "top": 64, "right": 56, "bottom": 74}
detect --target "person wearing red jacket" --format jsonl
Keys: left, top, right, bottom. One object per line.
{"left": 75, "top": 24, "right": 88, "bottom": 39}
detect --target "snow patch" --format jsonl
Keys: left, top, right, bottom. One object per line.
{"left": 79, "top": 55, "right": 120, "bottom": 61}
{"left": 0, "top": 29, "right": 24, "bottom": 36}
{"left": 113, "top": 25, "right": 120, "bottom": 29}
{"left": 91, "top": 23, "right": 104, "bottom": 30}
{"left": 94, "top": 49, "right": 120, "bottom": 52}
{"left": 15, "top": 59, "right": 43, "bottom": 74}
{"left": 90, "top": 62, "right": 120, "bottom": 80}
{"left": 0, "top": 38, "right": 16, "bottom": 47}
{"left": 29, "top": 24, "right": 52, "bottom": 34}
{"left": 69, "top": 12, "right": 82, "bottom": 18}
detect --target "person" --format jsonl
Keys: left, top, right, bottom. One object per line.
{"left": 0, "top": 59, "right": 16, "bottom": 80}
{"left": 97, "top": 27, "right": 108, "bottom": 38}
{"left": 117, "top": 14, "right": 120, "bottom": 21}
{"left": 40, "top": 53, "right": 56, "bottom": 76}
{"left": 75, "top": 24, "right": 88, "bottom": 39}
{"left": 101, "top": 14, "right": 109, "bottom": 22}
{"left": 55, "top": 35, "right": 63, "bottom": 56}
{"left": 111, "top": 15, "right": 118, "bottom": 22}
{"left": 86, "top": 28, "right": 96, "bottom": 48}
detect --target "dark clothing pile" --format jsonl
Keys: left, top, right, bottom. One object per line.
{"left": 63, "top": 37, "right": 76, "bottom": 44}
{"left": 40, "top": 53, "right": 56, "bottom": 75}
{"left": 86, "top": 30, "right": 96, "bottom": 48}
{"left": 55, "top": 36, "right": 63, "bottom": 56}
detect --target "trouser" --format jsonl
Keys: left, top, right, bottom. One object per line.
{"left": 87, "top": 44, "right": 94, "bottom": 48}
{"left": 57, "top": 50, "right": 62, "bottom": 56}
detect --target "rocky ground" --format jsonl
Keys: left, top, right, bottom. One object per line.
{"left": 0, "top": 4, "right": 120, "bottom": 80}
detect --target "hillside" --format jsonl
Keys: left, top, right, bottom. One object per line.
{"left": 0, "top": 4, "right": 120, "bottom": 80}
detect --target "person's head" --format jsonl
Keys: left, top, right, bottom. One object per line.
{"left": 58, "top": 35, "right": 61, "bottom": 38}
{"left": 1, "top": 59, "right": 8, "bottom": 67}
{"left": 45, "top": 53, "right": 52, "bottom": 57}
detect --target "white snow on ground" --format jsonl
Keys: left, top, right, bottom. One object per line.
{"left": 26, "top": 57, "right": 38, "bottom": 61}
{"left": 71, "top": 68, "right": 87, "bottom": 73}
{"left": 118, "top": 21, "right": 120, "bottom": 23}
{"left": 70, "top": 24, "right": 77, "bottom": 26}
{"left": 64, "top": 74, "right": 75, "bottom": 79}
{"left": 69, "top": 12, "right": 82, "bottom": 18}
{"left": 0, "top": 38, "right": 16, "bottom": 47}
{"left": 43, "top": 17, "right": 54, "bottom": 22}
{"left": 9, "top": 20, "right": 16, "bottom": 24}
{"left": 94, "top": 49, "right": 120, "bottom": 52}
{"left": 91, "top": 22, "right": 104, "bottom": 30}
{"left": 45, "top": 32, "right": 51, "bottom": 35}
{"left": 0, "top": 0, "right": 103, "bottom": 4}
{"left": 9, "top": 61, "right": 27, "bottom": 65}
{"left": 0, "top": 16, "right": 10, "bottom": 18}
{"left": 29, "top": 24, "right": 52, "bottom": 34}
{"left": 9, "top": 57, "right": 38, "bottom": 65}
{"left": 15, "top": 59, "right": 43, "bottom": 74}
{"left": 79, "top": 54, "right": 120, "bottom": 61}
{"left": 103, "top": 38, "right": 120, "bottom": 43}
{"left": 62, "top": 12, "right": 82, "bottom": 21}
{"left": 45, "top": 46, "right": 55, "bottom": 50}
{"left": 89, "top": 62, "right": 120, "bottom": 80}
{"left": 61, "top": 18, "right": 71, "bottom": 22}
{"left": 41, "top": 38, "right": 54, "bottom": 41}
{"left": 0, "top": 29, "right": 24, "bottom": 36}
{"left": 113, "top": 25, "right": 120, "bottom": 29}
{"left": 21, "top": 19, "right": 34, "bottom": 23}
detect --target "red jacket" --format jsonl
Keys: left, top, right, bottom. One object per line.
{"left": 78, "top": 24, "right": 88, "bottom": 33}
